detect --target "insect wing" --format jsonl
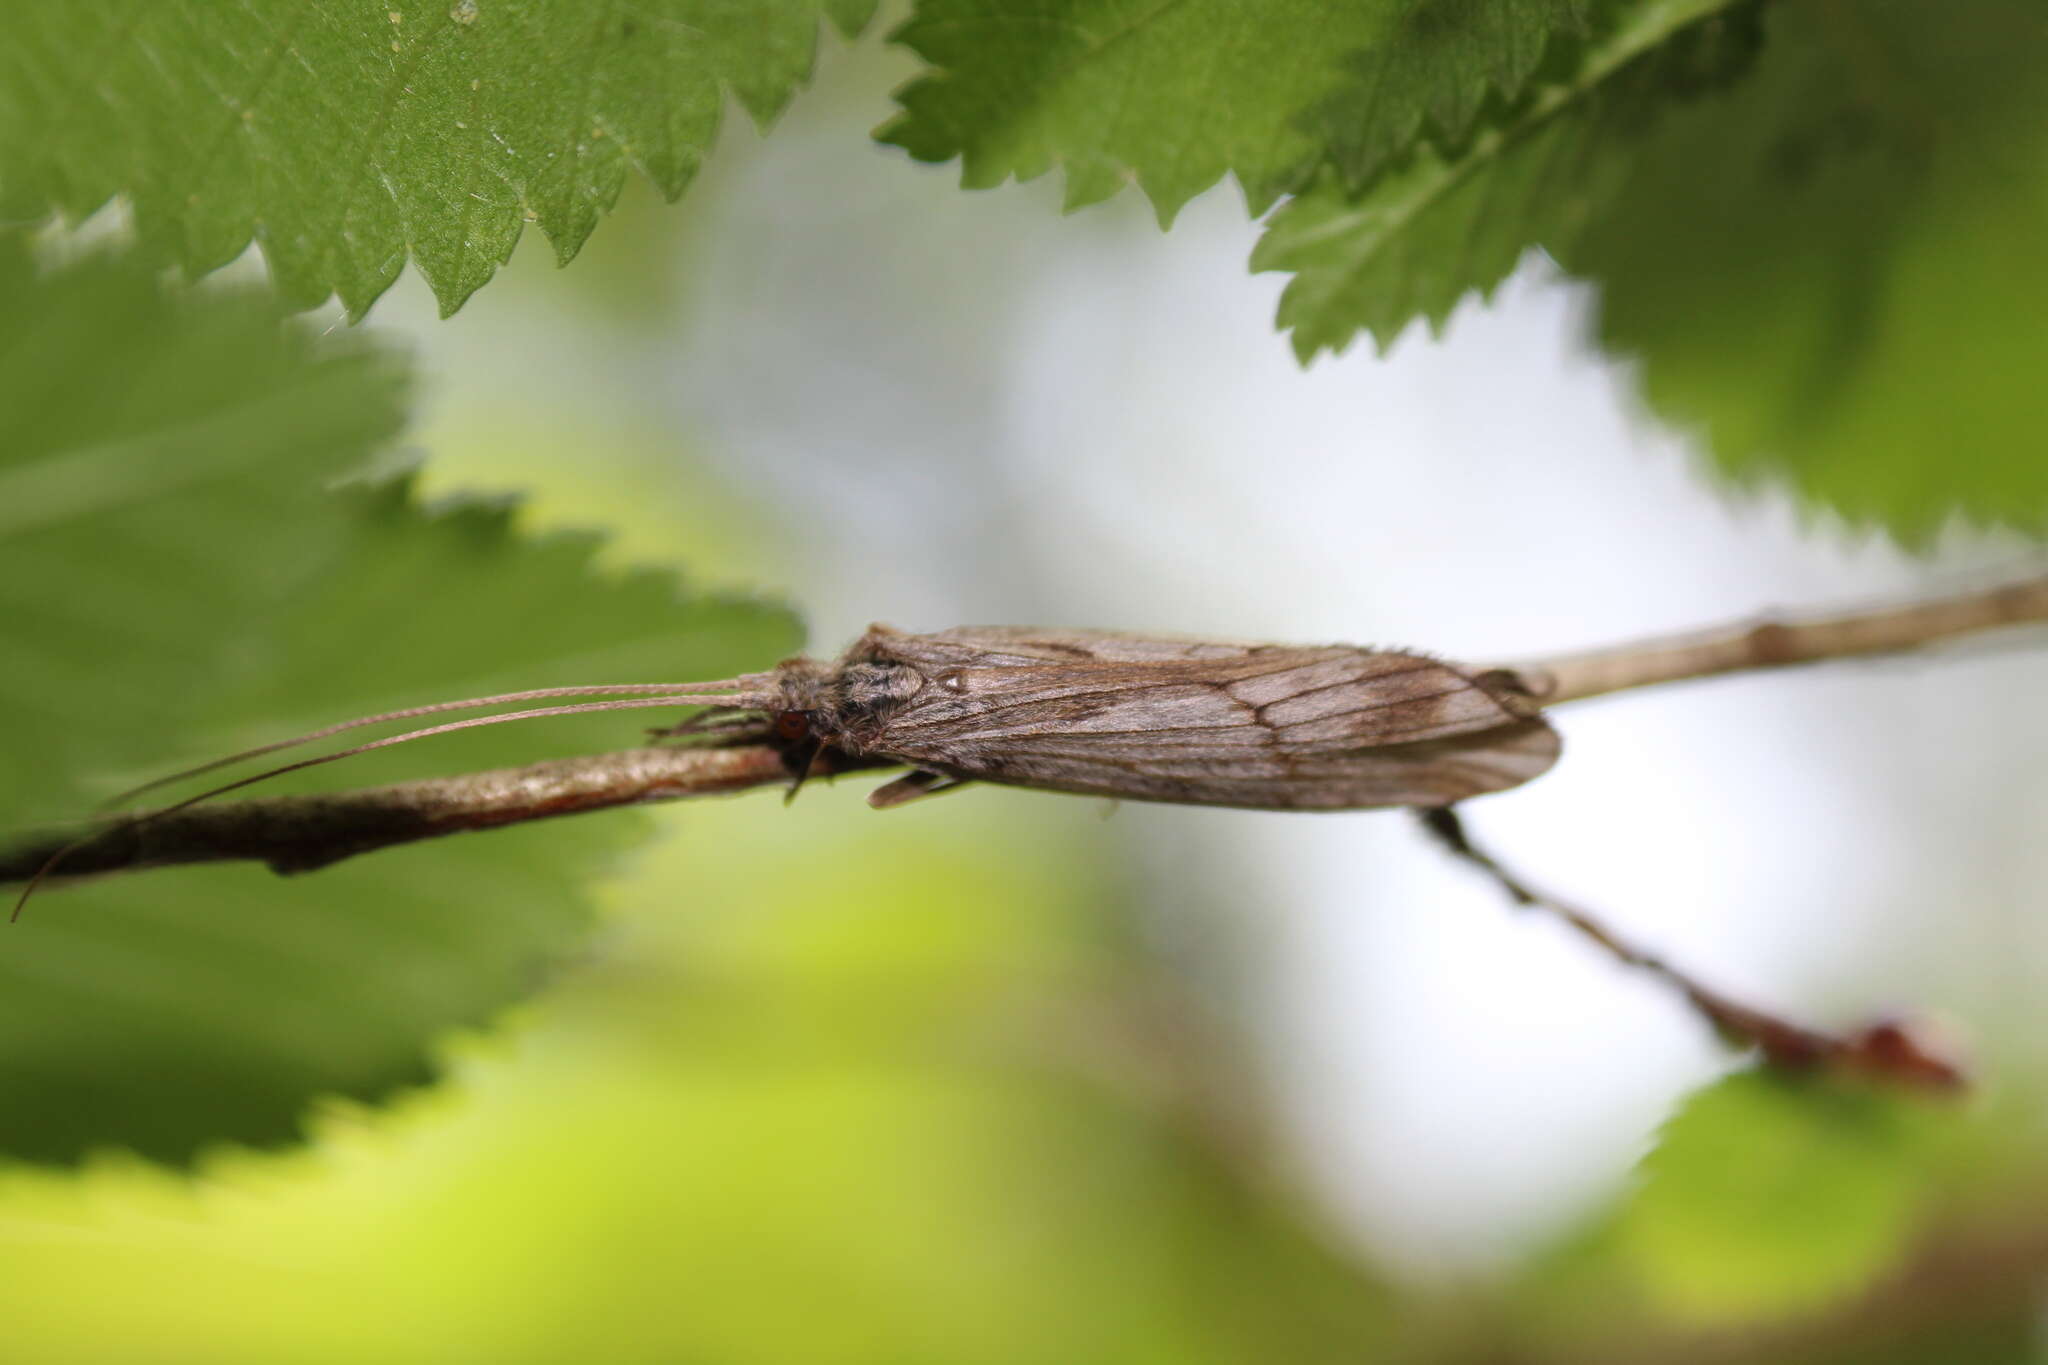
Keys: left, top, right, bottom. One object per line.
{"left": 856, "top": 634, "right": 1559, "bottom": 810}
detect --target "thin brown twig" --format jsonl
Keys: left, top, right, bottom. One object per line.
{"left": 1510, "top": 571, "right": 2048, "bottom": 704}
{"left": 0, "top": 745, "right": 894, "bottom": 887}
{"left": 1413, "top": 806, "right": 1967, "bottom": 1090}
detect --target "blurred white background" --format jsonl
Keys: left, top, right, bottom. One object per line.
{"left": 360, "top": 35, "right": 2048, "bottom": 1279}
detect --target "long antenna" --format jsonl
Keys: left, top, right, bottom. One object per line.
{"left": 14, "top": 682, "right": 781, "bottom": 920}
{"left": 99, "top": 679, "right": 768, "bottom": 810}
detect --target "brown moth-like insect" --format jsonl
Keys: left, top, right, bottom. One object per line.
{"left": 13, "top": 625, "right": 1558, "bottom": 915}
{"left": 106, "top": 624, "right": 1561, "bottom": 815}
{"left": 755, "top": 626, "right": 1559, "bottom": 811}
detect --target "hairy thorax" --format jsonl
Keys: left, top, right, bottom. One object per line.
{"left": 774, "top": 657, "right": 925, "bottom": 753}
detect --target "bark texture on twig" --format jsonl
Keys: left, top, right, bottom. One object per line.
{"left": 1, "top": 746, "right": 894, "bottom": 887}
{"left": 1511, "top": 572, "right": 2048, "bottom": 704}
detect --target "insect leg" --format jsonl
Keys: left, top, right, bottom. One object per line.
{"left": 867, "top": 770, "right": 974, "bottom": 810}
{"left": 647, "top": 706, "right": 761, "bottom": 741}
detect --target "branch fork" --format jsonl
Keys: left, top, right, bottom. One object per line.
{"left": 9, "top": 572, "right": 2045, "bottom": 1091}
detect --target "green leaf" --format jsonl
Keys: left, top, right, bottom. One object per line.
{"left": 0, "top": 244, "right": 801, "bottom": 1165}
{"left": 0, "top": 0, "right": 876, "bottom": 318}
{"left": 1256, "top": 0, "right": 1747, "bottom": 354}
{"left": 0, "top": 790, "right": 1400, "bottom": 1362}
{"left": 878, "top": 0, "right": 1599, "bottom": 222}
{"left": 1311, "top": 0, "right": 1600, "bottom": 191}
{"left": 1261, "top": 0, "right": 2048, "bottom": 538}
{"left": 1615, "top": 1070, "right": 1947, "bottom": 1322}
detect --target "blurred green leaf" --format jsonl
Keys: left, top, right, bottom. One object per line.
{"left": 0, "top": 0, "right": 876, "bottom": 318}
{"left": 1262, "top": 0, "right": 2048, "bottom": 538}
{"left": 1615, "top": 1070, "right": 1948, "bottom": 1322}
{"left": 0, "top": 795, "right": 1398, "bottom": 1364}
{"left": 878, "top": 0, "right": 1598, "bottom": 221}
{"left": 0, "top": 243, "right": 801, "bottom": 1165}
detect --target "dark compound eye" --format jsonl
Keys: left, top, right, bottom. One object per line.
{"left": 774, "top": 711, "right": 811, "bottom": 743}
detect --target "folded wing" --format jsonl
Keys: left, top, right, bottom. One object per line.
{"left": 859, "top": 634, "right": 1558, "bottom": 810}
